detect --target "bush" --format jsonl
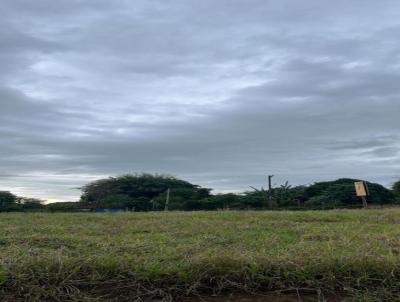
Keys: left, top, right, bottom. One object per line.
{"left": 199, "top": 194, "right": 241, "bottom": 210}
{"left": 305, "top": 195, "right": 339, "bottom": 209}
{"left": 154, "top": 188, "right": 211, "bottom": 211}
{"left": 46, "top": 202, "right": 80, "bottom": 212}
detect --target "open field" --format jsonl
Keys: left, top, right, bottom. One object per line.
{"left": 1, "top": 210, "right": 400, "bottom": 301}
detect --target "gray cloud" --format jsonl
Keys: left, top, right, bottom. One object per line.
{"left": 1, "top": 0, "right": 400, "bottom": 201}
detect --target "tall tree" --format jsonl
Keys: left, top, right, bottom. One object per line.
{"left": 80, "top": 173, "right": 210, "bottom": 210}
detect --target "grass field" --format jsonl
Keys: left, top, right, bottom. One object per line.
{"left": 1, "top": 210, "right": 400, "bottom": 301}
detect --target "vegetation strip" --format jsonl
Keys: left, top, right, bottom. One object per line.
{"left": 1, "top": 174, "right": 400, "bottom": 212}
{"left": 1, "top": 210, "right": 400, "bottom": 301}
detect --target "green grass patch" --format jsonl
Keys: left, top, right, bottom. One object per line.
{"left": 1, "top": 210, "right": 400, "bottom": 301}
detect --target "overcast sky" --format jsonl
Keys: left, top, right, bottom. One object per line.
{"left": 1, "top": 0, "right": 400, "bottom": 202}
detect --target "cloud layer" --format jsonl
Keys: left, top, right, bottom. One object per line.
{"left": 1, "top": 0, "right": 400, "bottom": 201}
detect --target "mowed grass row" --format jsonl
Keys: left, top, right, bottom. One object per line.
{"left": 1, "top": 210, "right": 400, "bottom": 301}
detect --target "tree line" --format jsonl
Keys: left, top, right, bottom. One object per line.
{"left": 1, "top": 173, "right": 400, "bottom": 212}
{"left": 0, "top": 192, "right": 45, "bottom": 212}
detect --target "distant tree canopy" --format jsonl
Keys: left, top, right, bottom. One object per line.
{"left": 241, "top": 182, "right": 308, "bottom": 209}
{"left": 74, "top": 175, "right": 398, "bottom": 211}
{"left": 46, "top": 201, "right": 79, "bottom": 212}
{"left": 0, "top": 191, "right": 45, "bottom": 212}
{"left": 0, "top": 191, "right": 17, "bottom": 211}
{"left": 304, "top": 178, "right": 395, "bottom": 207}
{"left": 200, "top": 193, "right": 243, "bottom": 210}
{"left": 3, "top": 174, "right": 399, "bottom": 212}
{"left": 79, "top": 173, "right": 211, "bottom": 210}
{"left": 18, "top": 197, "right": 45, "bottom": 210}
{"left": 0, "top": 191, "right": 17, "bottom": 204}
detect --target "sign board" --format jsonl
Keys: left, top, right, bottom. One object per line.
{"left": 355, "top": 181, "right": 369, "bottom": 197}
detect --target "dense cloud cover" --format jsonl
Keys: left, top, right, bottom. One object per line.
{"left": 1, "top": 0, "right": 399, "bottom": 202}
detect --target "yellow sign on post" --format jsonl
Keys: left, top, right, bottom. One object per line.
{"left": 354, "top": 181, "right": 369, "bottom": 208}
{"left": 355, "top": 181, "right": 368, "bottom": 197}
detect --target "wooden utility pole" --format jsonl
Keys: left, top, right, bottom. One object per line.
{"left": 268, "top": 175, "right": 274, "bottom": 208}
{"left": 164, "top": 188, "right": 170, "bottom": 211}
{"left": 361, "top": 196, "right": 368, "bottom": 208}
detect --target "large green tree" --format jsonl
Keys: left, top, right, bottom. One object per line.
{"left": 304, "top": 178, "right": 395, "bottom": 207}
{"left": 80, "top": 173, "right": 210, "bottom": 210}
